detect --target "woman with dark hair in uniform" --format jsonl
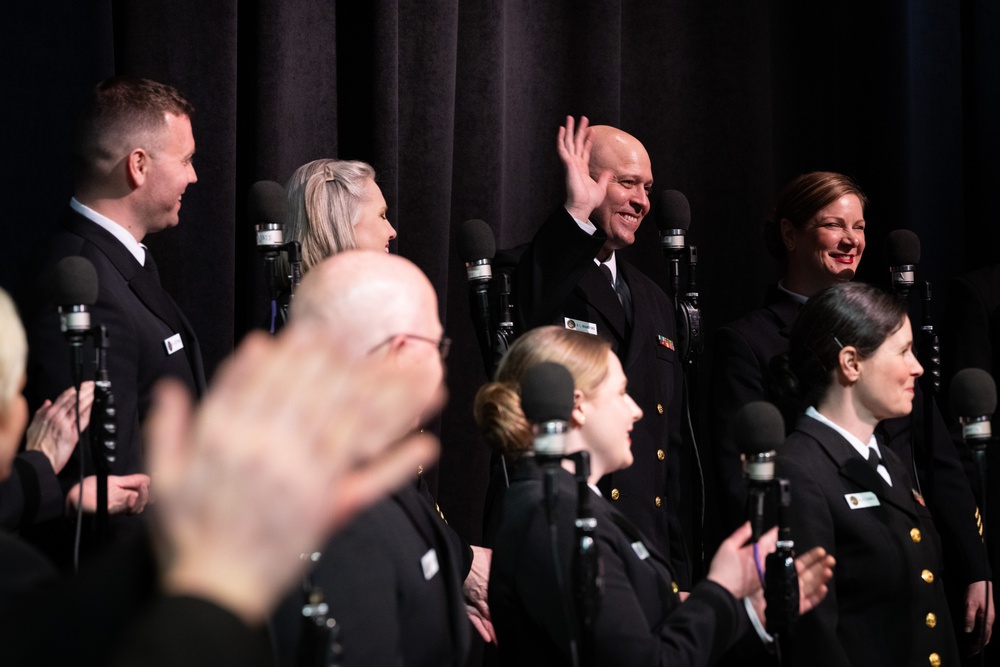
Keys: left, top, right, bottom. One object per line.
{"left": 774, "top": 281, "right": 958, "bottom": 666}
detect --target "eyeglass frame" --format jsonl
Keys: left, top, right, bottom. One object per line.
{"left": 369, "top": 333, "right": 451, "bottom": 359}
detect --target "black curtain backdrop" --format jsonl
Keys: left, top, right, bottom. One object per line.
{"left": 3, "top": 0, "right": 999, "bottom": 555}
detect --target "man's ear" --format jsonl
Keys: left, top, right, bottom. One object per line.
{"left": 126, "top": 148, "right": 149, "bottom": 189}
{"left": 837, "top": 346, "right": 862, "bottom": 383}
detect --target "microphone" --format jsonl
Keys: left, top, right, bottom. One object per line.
{"left": 522, "top": 361, "right": 599, "bottom": 663}
{"left": 46, "top": 256, "right": 98, "bottom": 342}
{"left": 951, "top": 368, "right": 997, "bottom": 443}
{"left": 885, "top": 229, "right": 920, "bottom": 301}
{"left": 458, "top": 219, "right": 497, "bottom": 376}
{"left": 521, "top": 362, "right": 575, "bottom": 460}
{"left": 250, "top": 180, "right": 287, "bottom": 252}
{"left": 45, "top": 256, "right": 99, "bottom": 386}
{"left": 655, "top": 190, "right": 691, "bottom": 301}
{"left": 655, "top": 190, "right": 691, "bottom": 255}
{"left": 736, "top": 401, "right": 784, "bottom": 542}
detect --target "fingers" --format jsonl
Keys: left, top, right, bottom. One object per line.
{"left": 145, "top": 379, "right": 194, "bottom": 493}
{"left": 795, "top": 546, "right": 835, "bottom": 615}
{"left": 468, "top": 608, "right": 498, "bottom": 645}
{"left": 757, "top": 526, "right": 778, "bottom": 555}
{"left": 723, "top": 521, "right": 752, "bottom": 549}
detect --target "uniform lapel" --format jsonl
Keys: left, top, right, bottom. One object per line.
{"left": 797, "top": 418, "right": 919, "bottom": 521}
{"left": 579, "top": 263, "right": 628, "bottom": 340}
{"left": 64, "top": 212, "right": 207, "bottom": 394}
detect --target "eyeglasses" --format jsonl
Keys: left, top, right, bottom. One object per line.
{"left": 369, "top": 333, "right": 451, "bottom": 360}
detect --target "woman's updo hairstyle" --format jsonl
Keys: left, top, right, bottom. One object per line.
{"left": 762, "top": 171, "right": 868, "bottom": 262}
{"left": 771, "top": 282, "right": 907, "bottom": 406}
{"left": 474, "top": 327, "right": 611, "bottom": 461}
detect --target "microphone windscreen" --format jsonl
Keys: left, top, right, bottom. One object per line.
{"left": 248, "top": 180, "right": 287, "bottom": 226}
{"left": 885, "top": 229, "right": 921, "bottom": 266}
{"left": 655, "top": 190, "right": 691, "bottom": 232}
{"left": 46, "top": 256, "right": 98, "bottom": 305}
{"left": 458, "top": 219, "right": 496, "bottom": 262}
{"left": 734, "top": 401, "right": 785, "bottom": 455}
{"left": 951, "top": 368, "right": 997, "bottom": 418}
{"left": 521, "top": 361, "right": 575, "bottom": 423}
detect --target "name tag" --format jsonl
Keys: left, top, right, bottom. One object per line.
{"left": 564, "top": 317, "right": 597, "bottom": 335}
{"left": 163, "top": 333, "right": 184, "bottom": 355}
{"left": 844, "top": 491, "right": 880, "bottom": 509}
{"left": 421, "top": 548, "right": 440, "bottom": 580}
{"left": 631, "top": 540, "right": 650, "bottom": 561}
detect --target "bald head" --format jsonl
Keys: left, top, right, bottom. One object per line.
{"left": 586, "top": 125, "right": 654, "bottom": 253}
{"left": 588, "top": 126, "right": 649, "bottom": 174}
{"left": 291, "top": 251, "right": 442, "bottom": 359}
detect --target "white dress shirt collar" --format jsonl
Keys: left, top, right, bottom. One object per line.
{"left": 70, "top": 198, "right": 147, "bottom": 266}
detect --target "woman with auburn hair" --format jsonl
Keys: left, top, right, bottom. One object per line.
{"left": 709, "top": 171, "right": 992, "bottom": 651}
{"left": 477, "top": 325, "right": 834, "bottom": 666}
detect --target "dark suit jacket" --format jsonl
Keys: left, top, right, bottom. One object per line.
{"left": 777, "top": 417, "right": 959, "bottom": 667}
{"left": 0, "top": 451, "right": 63, "bottom": 530}
{"left": 490, "top": 461, "right": 748, "bottom": 666}
{"left": 513, "top": 207, "right": 689, "bottom": 586}
{"left": 710, "top": 287, "right": 988, "bottom": 588}
{"left": 114, "top": 596, "right": 273, "bottom": 667}
{"left": 18, "top": 209, "right": 206, "bottom": 557}
{"left": 274, "top": 479, "right": 470, "bottom": 667}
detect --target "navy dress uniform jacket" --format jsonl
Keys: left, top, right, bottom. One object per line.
{"left": 274, "top": 479, "right": 471, "bottom": 667}
{"left": 513, "top": 207, "right": 690, "bottom": 586}
{"left": 18, "top": 209, "right": 206, "bottom": 555}
{"left": 710, "top": 287, "right": 988, "bottom": 590}
{"left": 778, "top": 416, "right": 960, "bottom": 667}
{"left": 490, "top": 461, "right": 749, "bottom": 666}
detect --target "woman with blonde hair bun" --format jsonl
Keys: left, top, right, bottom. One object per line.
{"left": 477, "top": 325, "right": 835, "bottom": 666}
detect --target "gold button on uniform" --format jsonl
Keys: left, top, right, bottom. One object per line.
{"left": 671, "top": 581, "right": 679, "bottom": 595}
{"left": 925, "top": 612, "right": 937, "bottom": 628}
{"left": 654, "top": 496, "right": 662, "bottom": 508}
{"left": 656, "top": 449, "right": 665, "bottom": 461}
{"left": 928, "top": 653, "right": 941, "bottom": 667}
{"left": 611, "top": 488, "right": 620, "bottom": 501}
{"left": 910, "top": 528, "right": 922, "bottom": 543}
{"left": 656, "top": 403, "right": 664, "bottom": 414}
{"left": 921, "top": 569, "right": 934, "bottom": 584}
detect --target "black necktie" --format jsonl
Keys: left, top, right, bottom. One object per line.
{"left": 143, "top": 247, "right": 161, "bottom": 285}
{"left": 600, "top": 264, "right": 633, "bottom": 325}
{"left": 866, "top": 447, "right": 886, "bottom": 482}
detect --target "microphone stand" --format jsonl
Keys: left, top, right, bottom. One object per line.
{"left": 677, "top": 245, "right": 706, "bottom": 576}
{"left": 919, "top": 281, "right": 939, "bottom": 496}
{"left": 493, "top": 271, "right": 515, "bottom": 375}
{"left": 764, "top": 478, "right": 798, "bottom": 665}
{"left": 970, "top": 439, "right": 990, "bottom": 663}
{"left": 569, "top": 451, "right": 599, "bottom": 667}
{"left": 298, "top": 552, "right": 344, "bottom": 667}
{"left": 90, "top": 325, "right": 115, "bottom": 543}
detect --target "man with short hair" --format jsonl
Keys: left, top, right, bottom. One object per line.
{"left": 20, "top": 76, "right": 205, "bottom": 557}
{"left": 514, "top": 116, "right": 692, "bottom": 585}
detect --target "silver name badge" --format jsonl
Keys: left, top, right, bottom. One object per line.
{"left": 163, "top": 333, "right": 184, "bottom": 355}
{"left": 631, "top": 540, "right": 650, "bottom": 561}
{"left": 421, "top": 548, "right": 440, "bottom": 580}
{"left": 564, "top": 317, "right": 597, "bottom": 335}
{"left": 844, "top": 491, "right": 880, "bottom": 509}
